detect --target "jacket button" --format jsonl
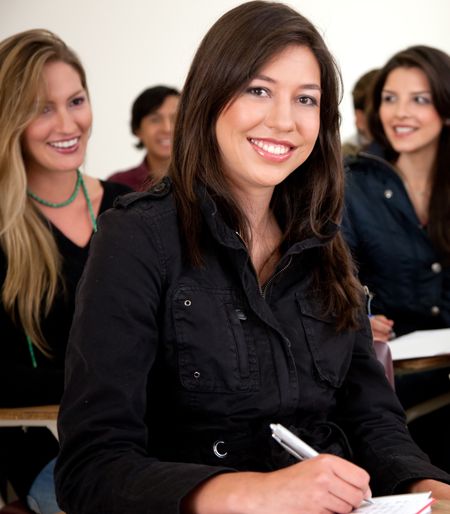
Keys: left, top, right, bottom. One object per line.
{"left": 193, "top": 371, "right": 201, "bottom": 379}
{"left": 384, "top": 189, "right": 393, "bottom": 199}
{"left": 213, "top": 440, "right": 228, "bottom": 458}
{"left": 184, "top": 299, "right": 192, "bottom": 306}
{"left": 152, "top": 181, "right": 166, "bottom": 193}
{"left": 431, "top": 262, "right": 442, "bottom": 274}
{"left": 430, "top": 305, "right": 440, "bottom": 316}
{"left": 235, "top": 309, "right": 247, "bottom": 321}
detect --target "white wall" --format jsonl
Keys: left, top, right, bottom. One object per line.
{"left": 2, "top": 0, "right": 450, "bottom": 179}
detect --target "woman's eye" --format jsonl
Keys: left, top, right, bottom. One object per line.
{"left": 381, "top": 94, "right": 395, "bottom": 103}
{"left": 41, "top": 105, "right": 52, "bottom": 114}
{"left": 414, "top": 95, "right": 432, "bottom": 105}
{"left": 71, "top": 96, "right": 85, "bottom": 107}
{"left": 247, "top": 87, "right": 269, "bottom": 97}
{"left": 297, "top": 96, "right": 318, "bottom": 106}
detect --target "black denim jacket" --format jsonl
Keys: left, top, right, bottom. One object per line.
{"left": 56, "top": 179, "right": 450, "bottom": 514}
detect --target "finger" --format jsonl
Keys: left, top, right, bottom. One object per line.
{"left": 324, "top": 491, "right": 355, "bottom": 514}
{"left": 328, "top": 477, "right": 368, "bottom": 510}
{"left": 372, "top": 317, "right": 393, "bottom": 330}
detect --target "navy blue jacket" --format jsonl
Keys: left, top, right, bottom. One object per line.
{"left": 56, "top": 179, "right": 450, "bottom": 514}
{"left": 343, "top": 146, "right": 450, "bottom": 336}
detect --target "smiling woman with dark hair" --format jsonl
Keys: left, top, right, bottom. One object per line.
{"left": 56, "top": 5, "right": 450, "bottom": 514}
{"left": 343, "top": 44, "right": 450, "bottom": 474}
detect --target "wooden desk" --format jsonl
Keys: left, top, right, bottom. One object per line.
{"left": 393, "top": 354, "right": 450, "bottom": 423}
{"left": 0, "top": 404, "right": 59, "bottom": 439}
{"left": 395, "top": 354, "right": 450, "bottom": 374}
{"left": 433, "top": 500, "right": 450, "bottom": 513}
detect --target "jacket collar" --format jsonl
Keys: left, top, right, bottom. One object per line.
{"left": 196, "top": 182, "right": 339, "bottom": 255}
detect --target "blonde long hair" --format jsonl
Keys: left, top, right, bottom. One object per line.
{"left": 0, "top": 29, "right": 88, "bottom": 354}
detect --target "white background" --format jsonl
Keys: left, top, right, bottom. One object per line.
{"left": 2, "top": 0, "right": 450, "bottom": 179}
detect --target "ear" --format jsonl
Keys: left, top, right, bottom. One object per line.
{"left": 445, "top": 118, "right": 450, "bottom": 126}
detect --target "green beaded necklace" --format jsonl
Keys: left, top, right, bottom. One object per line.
{"left": 27, "top": 168, "right": 82, "bottom": 207}
{"left": 26, "top": 169, "right": 97, "bottom": 368}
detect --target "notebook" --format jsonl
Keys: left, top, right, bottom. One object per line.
{"left": 388, "top": 328, "right": 450, "bottom": 361}
{"left": 353, "top": 492, "right": 434, "bottom": 514}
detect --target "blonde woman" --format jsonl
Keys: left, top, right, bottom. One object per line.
{"left": 0, "top": 29, "right": 130, "bottom": 513}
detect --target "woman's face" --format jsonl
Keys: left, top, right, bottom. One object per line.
{"left": 22, "top": 60, "right": 92, "bottom": 176}
{"left": 215, "top": 44, "right": 321, "bottom": 197}
{"left": 379, "top": 66, "right": 443, "bottom": 157}
{"left": 135, "top": 95, "right": 179, "bottom": 163}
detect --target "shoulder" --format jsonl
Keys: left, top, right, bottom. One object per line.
{"left": 100, "top": 177, "right": 176, "bottom": 230}
{"left": 100, "top": 180, "right": 133, "bottom": 197}
{"left": 107, "top": 162, "right": 148, "bottom": 190}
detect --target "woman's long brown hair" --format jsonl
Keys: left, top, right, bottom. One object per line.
{"left": 169, "top": 1, "right": 364, "bottom": 330}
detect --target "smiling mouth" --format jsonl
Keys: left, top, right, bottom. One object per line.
{"left": 48, "top": 137, "right": 80, "bottom": 149}
{"left": 393, "top": 126, "right": 416, "bottom": 135}
{"left": 249, "top": 138, "right": 293, "bottom": 156}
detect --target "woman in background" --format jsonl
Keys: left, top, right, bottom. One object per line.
{"left": 0, "top": 29, "right": 131, "bottom": 513}
{"left": 343, "top": 45, "right": 450, "bottom": 472}
{"left": 56, "top": 5, "right": 450, "bottom": 514}
{"left": 108, "top": 85, "right": 180, "bottom": 190}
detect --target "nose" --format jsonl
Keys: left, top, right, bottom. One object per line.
{"left": 161, "top": 116, "right": 172, "bottom": 133}
{"left": 392, "top": 99, "right": 411, "bottom": 118}
{"left": 56, "top": 108, "right": 77, "bottom": 133}
{"left": 265, "top": 97, "right": 295, "bottom": 132}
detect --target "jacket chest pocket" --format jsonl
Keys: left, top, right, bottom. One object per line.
{"left": 173, "top": 287, "right": 260, "bottom": 393}
{"left": 296, "top": 295, "right": 354, "bottom": 388}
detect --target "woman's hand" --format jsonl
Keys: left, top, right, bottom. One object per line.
{"left": 407, "top": 479, "right": 450, "bottom": 500}
{"left": 182, "top": 454, "right": 372, "bottom": 514}
{"left": 370, "top": 315, "right": 395, "bottom": 342}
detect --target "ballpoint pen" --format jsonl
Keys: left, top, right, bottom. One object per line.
{"left": 270, "top": 423, "right": 373, "bottom": 505}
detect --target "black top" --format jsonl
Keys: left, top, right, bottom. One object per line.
{"left": 0, "top": 180, "right": 131, "bottom": 407}
{"left": 55, "top": 179, "right": 450, "bottom": 514}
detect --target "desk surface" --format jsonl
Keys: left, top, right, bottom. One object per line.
{"left": 0, "top": 404, "right": 59, "bottom": 420}
{"left": 433, "top": 500, "right": 450, "bottom": 512}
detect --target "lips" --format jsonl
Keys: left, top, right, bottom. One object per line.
{"left": 48, "top": 137, "right": 80, "bottom": 149}
{"left": 392, "top": 126, "right": 416, "bottom": 135}
{"left": 249, "top": 137, "right": 296, "bottom": 162}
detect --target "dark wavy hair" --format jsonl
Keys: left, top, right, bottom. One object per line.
{"left": 368, "top": 45, "right": 450, "bottom": 259}
{"left": 169, "top": 0, "right": 363, "bottom": 329}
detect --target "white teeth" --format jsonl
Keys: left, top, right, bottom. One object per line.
{"left": 394, "top": 127, "right": 415, "bottom": 134}
{"left": 49, "top": 137, "right": 79, "bottom": 149}
{"left": 250, "top": 138, "right": 290, "bottom": 155}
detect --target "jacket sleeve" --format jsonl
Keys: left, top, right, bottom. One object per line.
{"left": 338, "top": 318, "right": 450, "bottom": 495}
{"left": 55, "top": 205, "right": 232, "bottom": 514}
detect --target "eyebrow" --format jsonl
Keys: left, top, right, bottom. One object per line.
{"left": 254, "top": 74, "right": 321, "bottom": 91}
{"left": 382, "top": 88, "right": 431, "bottom": 95}
{"left": 43, "top": 89, "right": 86, "bottom": 103}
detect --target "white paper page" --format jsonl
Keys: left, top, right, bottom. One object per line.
{"left": 388, "top": 328, "right": 450, "bottom": 361}
{"left": 353, "top": 492, "right": 433, "bottom": 514}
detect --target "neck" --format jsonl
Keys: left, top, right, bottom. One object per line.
{"left": 233, "top": 187, "right": 274, "bottom": 237}
{"left": 146, "top": 154, "right": 170, "bottom": 182}
{"left": 395, "top": 148, "right": 436, "bottom": 192}
{"left": 26, "top": 167, "right": 79, "bottom": 203}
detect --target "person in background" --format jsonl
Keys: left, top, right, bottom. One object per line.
{"left": 342, "top": 68, "right": 379, "bottom": 157}
{"left": 55, "top": 4, "right": 450, "bottom": 514}
{"left": 0, "top": 29, "right": 131, "bottom": 513}
{"left": 107, "top": 85, "right": 180, "bottom": 191}
{"left": 343, "top": 45, "right": 450, "bottom": 472}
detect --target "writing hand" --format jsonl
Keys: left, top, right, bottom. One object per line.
{"left": 370, "top": 314, "right": 394, "bottom": 342}
{"left": 182, "top": 454, "right": 372, "bottom": 514}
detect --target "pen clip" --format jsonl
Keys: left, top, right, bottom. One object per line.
{"left": 272, "top": 434, "right": 305, "bottom": 461}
